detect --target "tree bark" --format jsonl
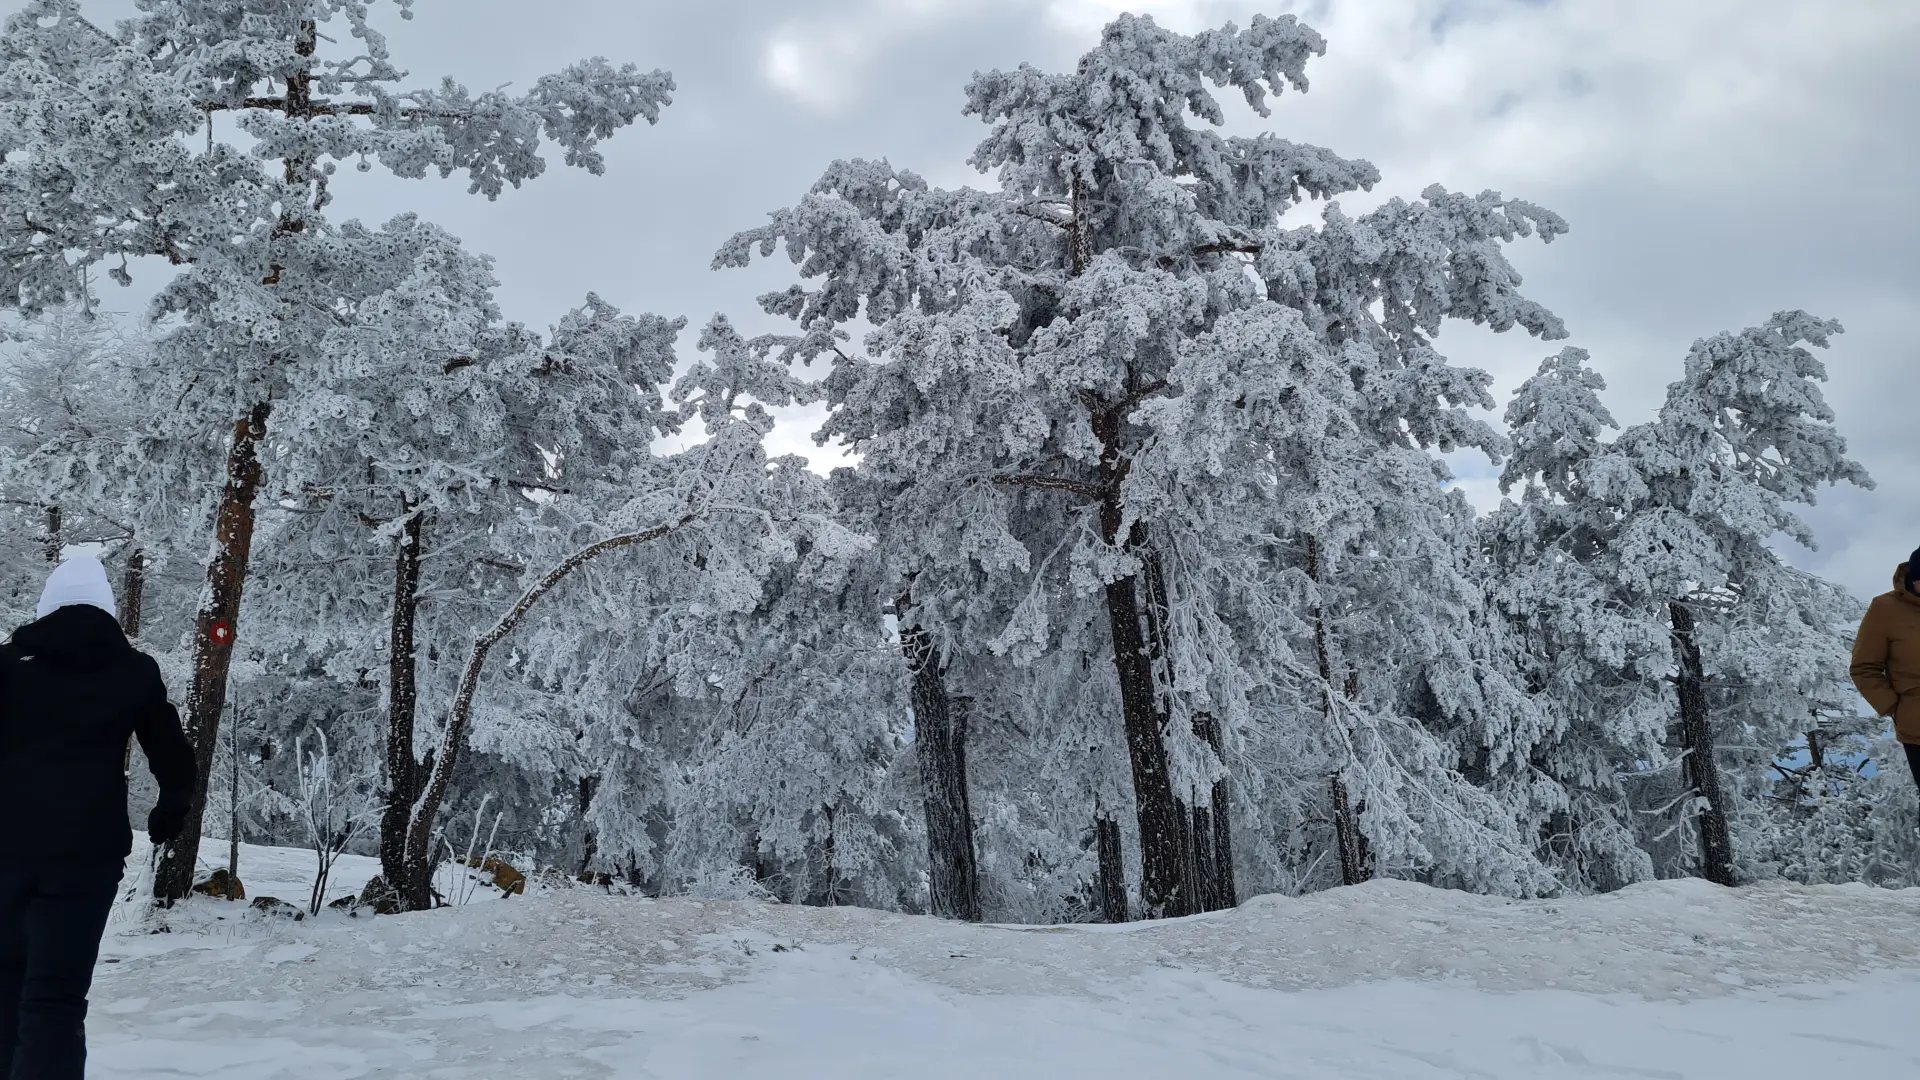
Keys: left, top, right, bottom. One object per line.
{"left": 577, "top": 774, "right": 600, "bottom": 880}
{"left": 120, "top": 546, "right": 145, "bottom": 639}
{"left": 1189, "top": 713, "right": 1237, "bottom": 911}
{"left": 121, "top": 546, "right": 145, "bottom": 778}
{"left": 1309, "top": 534, "right": 1371, "bottom": 887}
{"left": 898, "top": 602, "right": 982, "bottom": 922}
{"left": 1671, "top": 600, "right": 1736, "bottom": 887}
{"left": 378, "top": 508, "right": 427, "bottom": 893}
{"left": 1143, "top": 551, "right": 1236, "bottom": 913}
{"left": 1090, "top": 403, "right": 1192, "bottom": 918}
{"left": 1101, "top": 561, "right": 1191, "bottom": 917}
{"left": 155, "top": 402, "right": 271, "bottom": 901}
{"left": 1094, "top": 811, "right": 1128, "bottom": 923}
{"left": 1331, "top": 773, "right": 1368, "bottom": 887}
{"left": 43, "top": 505, "right": 59, "bottom": 563}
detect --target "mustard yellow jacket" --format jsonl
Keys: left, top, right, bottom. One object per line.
{"left": 1851, "top": 563, "right": 1920, "bottom": 744}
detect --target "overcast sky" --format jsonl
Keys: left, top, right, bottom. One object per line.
{"left": 58, "top": 0, "right": 1920, "bottom": 601}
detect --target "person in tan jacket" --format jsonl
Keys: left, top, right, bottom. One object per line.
{"left": 1851, "top": 553, "right": 1920, "bottom": 788}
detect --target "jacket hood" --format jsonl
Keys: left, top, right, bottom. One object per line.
{"left": 12, "top": 604, "right": 133, "bottom": 671}
{"left": 35, "top": 555, "right": 117, "bottom": 621}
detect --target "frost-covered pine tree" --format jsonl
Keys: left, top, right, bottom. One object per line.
{"left": 1611, "top": 312, "right": 1870, "bottom": 884}
{"left": 1487, "top": 348, "right": 1669, "bottom": 891}
{"left": 0, "top": 0, "right": 673, "bottom": 899}
{"left": 0, "top": 308, "right": 216, "bottom": 644}
{"left": 721, "top": 12, "right": 1568, "bottom": 915}
{"left": 1494, "top": 317, "right": 1870, "bottom": 888}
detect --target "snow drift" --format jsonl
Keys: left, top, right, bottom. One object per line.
{"left": 91, "top": 852, "right": 1920, "bottom": 1078}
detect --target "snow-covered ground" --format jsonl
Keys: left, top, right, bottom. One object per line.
{"left": 89, "top": 848, "right": 1920, "bottom": 1078}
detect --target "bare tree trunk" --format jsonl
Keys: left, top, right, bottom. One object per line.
{"left": 378, "top": 508, "right": 427, "bottom": 894}
{"left": 1331, "top": 773, "right": 1368, "bottom": 886}
{"left": 899, "top": 601, "right": 982, "bottom": 922}
{"left": 1141, "top": 550, "right": 1236, "bottom": 912}
{"left": 1101, "top": 557, "right": 1192, "bottom": 918}
{"left": 1671, "top": 600, "right": 1736, "bottom": 887}
{"left": 1094, "top": 811, "right": 1128, "bottom": 923}
{"left": 1189, "top": 713, "right": 1237, "bottom": 910}
{"left": 121, "top": 546, "right": 145, "bottom": 778}
{"left": 155, "top": 402, "right": 272, "bottom": 901}
{"left": 1309, "top": 534, "right": 1371, "bottom": 887}
{"left": 120, "top": 546, "right": 145, "bottom": 638}
{"left": 227, "top": 711, "right": 241, "bottom": 890}
{"left": 396, "top": 513, "right": 702, "bottom": 911}
{"left": 820, "top": 802, "right": 839, "bottom": 907}
{"left": 43, "top": 505, "right": 59, "bottom": 563}
{"left": 577, "top": 774, "right": 600, "bottom": 880}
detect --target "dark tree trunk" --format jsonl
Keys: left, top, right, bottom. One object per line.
{"left": 378, "top": 508, "right": 428, "bottom": 895}
{"left": 1671, "top": 600, "right": 1736, "bottom": 887}
{"left": 1209, "top": 781, "right": 1235, "bottom": 905}
{"left": 1141, "top": 552, "right": 1237, "bottom": 913}
{"left": 1308, "top": 535, "right": 1371, "bottom": 888}
{"left": 120, "top": 546, "right": 145, "bottom": 639}
{"left": 1101, "top": 563, "right": 1192, "bottom": 918}
{"left": 121, "top": 546, "right": 145, "bottom": 778}
{"left": 899, "top": 603, "right": 981, "bottom": 922}
{"left": 578, "top": 774, "right": 600, "bottom": 880}
{"left": 1094, "top": 812, "right": 1128, "bottom": 924}
{"left": 155, "top": 403, "right": 271, "bottom": 901}
{"left": 43, "top": 505, "right": 59, "bottom": 563}
{"left": 1188, "top": 713, "right": 1237, "bottom": 910}
{"left": 1088, "top": 394, "right": 1193, "bottom": 918}
{"left": 1331, "top": 773, "right": 1370, "bottom": 887}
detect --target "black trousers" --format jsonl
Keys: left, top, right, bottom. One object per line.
{"left": 1907, "top": 743, "right": 1920, "bottom": 792}
{"left": 0, "top": 861, "right": 122, "bottom": 1080}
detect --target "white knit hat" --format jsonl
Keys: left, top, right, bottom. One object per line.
{"left": 36, "top": 555, "right": 118, "bottom": 621}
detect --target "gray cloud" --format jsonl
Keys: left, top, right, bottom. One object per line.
{"left": 53, "top": 0, "right": 1920, "bottom": 600}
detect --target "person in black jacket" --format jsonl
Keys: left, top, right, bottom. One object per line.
{"left": 0, "top": 556, "right": 194, "bottom": 1079}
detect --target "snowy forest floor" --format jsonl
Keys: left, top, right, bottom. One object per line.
{"left": 89, "top": 846, "right": 1920, "bottom": 1078}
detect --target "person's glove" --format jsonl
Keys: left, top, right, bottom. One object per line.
{"left": 147, "top": 800, "right": 188, "bottom": 847}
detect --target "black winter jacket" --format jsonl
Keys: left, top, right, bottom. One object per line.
{"left": 0, "top": 605, "right": 196, "bottom": 861}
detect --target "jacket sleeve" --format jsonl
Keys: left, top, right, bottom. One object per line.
{"left": 1851, "top": 598, "right": 1901, "bottom": 718}
{"left": 134, "top": 659, "right": 196, "bottom": 812}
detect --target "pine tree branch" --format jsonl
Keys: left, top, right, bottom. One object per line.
{"left": 993, "top": 474, "right": 1105, "bottom": 501}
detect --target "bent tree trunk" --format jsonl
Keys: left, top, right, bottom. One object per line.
{"left": 898, "top": 605, "right": 981, "bottom": 922}
{"left": 378, "top": 508, "right": 429, "bottom": 895}
{"left": 1670, "top": 600, "right": 1736, "bottom": 887}
{"left": 156, "top": 403, "right": 271, "bottom": 901}
{"left": 394, "top": 513, "right": 702, "bottom": 911}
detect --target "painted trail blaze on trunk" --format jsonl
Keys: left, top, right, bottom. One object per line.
{"left": 157, "top": 403, "right": 271, "bottom": 902}
{"left": 899, "top": 608, "right": 982, "bottom": 922}
{"left": 1671, "top": 600, "right": 1736, "bottom": 887}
